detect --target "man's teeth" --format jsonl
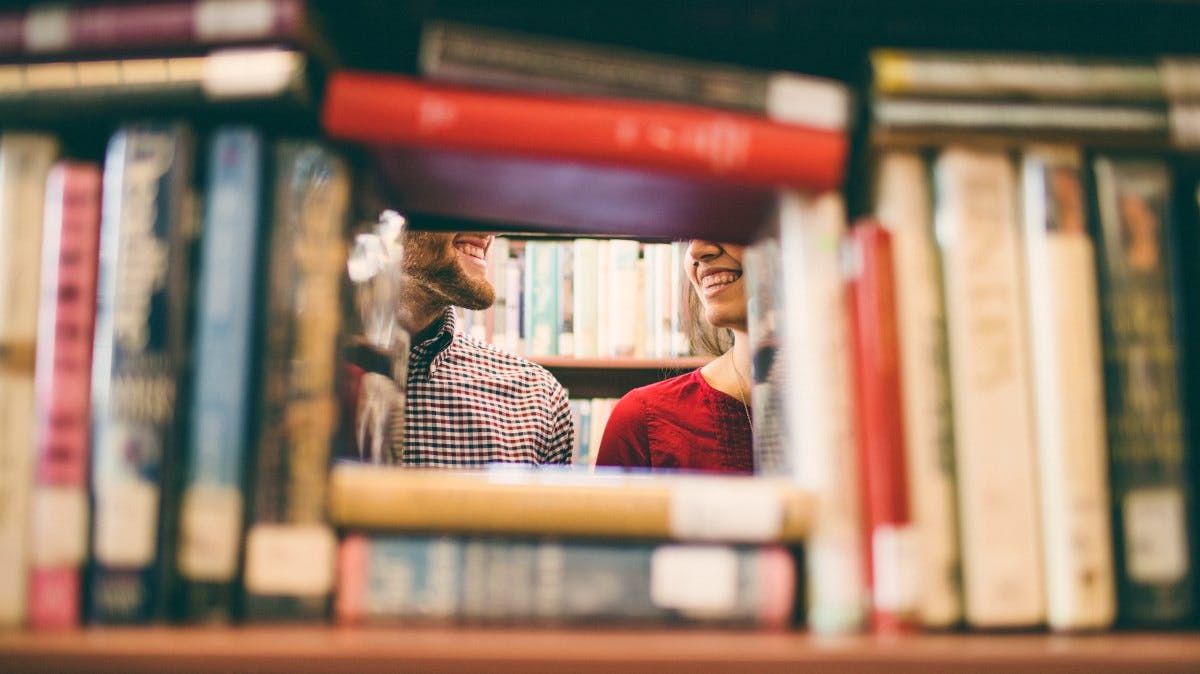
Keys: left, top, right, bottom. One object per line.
{"left": 703, "top": 271, "right": 740, "bottom": 289}
{"left": 456, "top": 243, "right": 486, "bottom": 260}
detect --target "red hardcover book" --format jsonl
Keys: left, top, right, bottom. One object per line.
{"left": 0, "top": 0, "right": 316, "bottom": 59}
{"left": 845, "top": 221, "right": 918, "bottom": 633}
{"left": 322, "top": 71, "right": 848, "bottom": 191}
{"left": 28, "top": 161, "right": 102, "bottom": 630}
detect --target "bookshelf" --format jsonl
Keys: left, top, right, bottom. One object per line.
{"left": 3, "top": 627, "right": 1200, "bottom": 673}
{"left": 3, "top": 0, "right": 1200, "bottom": 670}
{"left": 533, "top": 356, "right": 710, "bottom": 398}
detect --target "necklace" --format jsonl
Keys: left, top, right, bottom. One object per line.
{"left": 729, "top": 354, "right": 754, "bottom": 432}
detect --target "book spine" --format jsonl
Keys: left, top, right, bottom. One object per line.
{"left": 641, "top": 244, "right": 658, "bottom": 358}
{"left": 418, "top": 20, "right": 849, "bottom": 130}
{"left": 0, "top": 48, "right": 309, "bottom": 122}
{"left": 1090, "top": 154, "right": 1196, "bottom": 625}
{"left": 871, "top": 98, "right": 1169, "bottom": 144}
{"left": 337, "top": 535, "right": 794, "bottom": 628}
{"left": 1021, "top": 147, "right": 1117, "bottom": 631}
{"left": 242, "top": 141, "right": 349, "bottom": 622}
{"left": 571, "top": 238, "right": 598, "bottom": 358}
{"left": 744, "top": 229, "right": 787, "bottom": 477}
{"left": 934, "top": 147, "right": 1045, "bottom": 628}
{"left": 669, "top": 242, "right": 689, "bottom": 356}
{"left": 490, "top": 237, "right": 509, "bottom": 349}
{"left": 176, "top": 127, "right": 266, "bottom": 623}
{"left": 29, "top": 161, "right": 101, "bottom": 630}
{"left": 557, "top": 241, "right": 574, "bottom": 357}
{"left": 608, "top": 240, "right": 640, "bottom": 358}
{"left": 0, "top": 133, "right": 60, "bottom": 627}
{"left": 595, "top": 240, "right": 611, "bottom": 357}
{"left": 322, "top": 72, "right": 847, "bottom": 191}
{"left": 776, "top": 191, "right": 868, "bottom": 634}
{"left": 844, "top": 223, "right": 919, "bottom": 633}
{"left": 89, "top": 122, "right": 196, "bottom": 624}
{"left": 873, "top": 151, "right": 962, "bottom": 629}
{"left": 523, "top": 241, "right": 559, "bottom": 357}
{"left": 870, "top": 49, "right": 1163, "bottom": 101}
{"left": 504, "top": 241, "right": 524, "bottom": 354}
{"left": 4, "top": 0, "right": 306, "bottom": 56}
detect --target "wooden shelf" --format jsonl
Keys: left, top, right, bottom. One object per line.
{"left": 532, "top": 356, "right": 711, "bottom": 398}
{"left": 3, "top": 627, "right": 1200, "bottom": 673}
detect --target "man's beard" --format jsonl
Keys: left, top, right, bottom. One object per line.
{"left": 403, "top": 232, "right": 496, "bottom": 310}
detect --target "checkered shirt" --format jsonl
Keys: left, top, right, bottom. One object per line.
{"left": 392, "top": 307, "right": 573, "bottom": 466}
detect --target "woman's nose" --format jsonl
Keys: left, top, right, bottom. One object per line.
{"left": 687, "top": 239, "right": 722, "bottom": 261}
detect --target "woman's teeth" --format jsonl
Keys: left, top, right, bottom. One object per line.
{"left": 702, "top": 271, "right": 740, "bottom": 289}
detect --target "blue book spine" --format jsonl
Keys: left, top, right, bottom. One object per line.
{"left": 88, "top": 122, "right": 195, "bottom": 624}
{"left": 523, "top": 241, "right": 559, "bottom": 356}
{"left": 175, "top": 128, "right": 265, "bottom": 622}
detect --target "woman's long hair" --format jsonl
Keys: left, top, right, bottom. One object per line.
{"left": 684, "top": 277, "right": 733, "bottom": 357}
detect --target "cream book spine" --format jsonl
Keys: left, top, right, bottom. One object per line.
{"left": 874, "top": 151, "right": 963, "bottom": 628}
{"left": 777, "top": 190, "right": 868, "bottom": 634}
{"left": 1021, "top": 146, "right": 1116, "bottom": 631}
{"left": 934, "top": 146, "right": 1045, "bottom": 628}
{"left": 0, "top": 132, "right": 59, "bottom": 627}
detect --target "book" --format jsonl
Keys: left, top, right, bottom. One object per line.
{"left": 934, "top": 146, "right": 1045, "bottom": 628}
{"left": 844, "top": 222, "right": 919, "bottom": 633}
{"left": 28, "top": 161, "right": 101, "bottom": 630}
{"left": 1090, "top": 154, "right": 1195, "bottom": 626}
{"left": 368, "top": 145, "right": 775, "bottom": 244}
{"left": 571, "top": 238, "right": 599, "bottom": 358}
{"left": 870, "top": 49, "right": 1164, "bottom": 102}
{"left": 557, "top": 241, "right": 574, "bottom": 357}
{"left": 322, "top": 71, "right": 848, "bottom": 191}
{"left": 0, "top": 132, "right": 60, "bottom": 627}
{"left": 872, "top": 151, "right": 962, "bottom": 629}
{"left": 607, "top": 240, "right": 641, "bottom": 358}
{"left": 175, "top": 127, "right": 267, "bottom": 623}
{"left": 0, "top": 47, "right": 317, "bottom": 125}
{"left": 871, "top": 97, "right": 1171, "bottom": 148}
{"left": 523, "top": 241, "right": 559, "bottom": 357}
{"left": 773, "top": 192, "right": 868, "bottom": 634}
{"left": 336, "top": 534, "right": 795, "bottom": 628}
{"left": 88, "top": 122, "right": 196, "bottom": 624}
{"left": 1020, "top": 146, "right": 1117, "bottom": 631}
{"left": 419, "top": 20, "right": 849, "bottom": 129}
{"left": 0, "top": 0, "right": 326, "bottom": 60}
{"left": 241, "top": 141, "right": 350, "bottom": 622}
{"left": 329, "top": 464, "right": 812, "bottom": 543}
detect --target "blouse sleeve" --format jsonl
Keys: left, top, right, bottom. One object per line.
{"left": 595, "top": 389, "right": 651, "bottom": 469}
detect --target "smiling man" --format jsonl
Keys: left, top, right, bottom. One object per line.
{"left": 395, "top": 231, "right": 573, "bottom": 466}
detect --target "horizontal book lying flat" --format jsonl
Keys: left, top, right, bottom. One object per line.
{"left": 369, "top": 145, "right": 776, "bottom": 242}
{"left": 321, "top": 71, "right": 848, "bottom": 191}
{"left": 329, "top": 464, "right": 812, "bottom": 543}
{"left": 337, "top": 534, "right": 796, "bottom": 628}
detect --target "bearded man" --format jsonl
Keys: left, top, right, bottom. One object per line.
{"left": 395, "top": 231, "right": 573, "bottom": 465}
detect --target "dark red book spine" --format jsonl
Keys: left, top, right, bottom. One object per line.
{"left": 28, "top": 161, "right": 102, "bottom": 630}
{"left": 845, "top": 221, "right": 917, "bottom": 633}
{"left": 322, "top": 71, "right": 847, "bottom": 191}
{"left": 0, "top": 0, "right": 304, "bottom": 57}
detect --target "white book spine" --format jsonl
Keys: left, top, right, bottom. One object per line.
{"left": 778, "top": 190, "right": 868, "bottom": 634}
{"left": 1021, "top": 147, "right": 1116, "bottom": 631}
{"left": 874, "top": 151, "right": 963, "bottom": 628}
{"left": 608, "top": 240, "right": 639, "bottom": 358}
{"left": 652, "top": 243, "right": 673, "bottom": 358}
{"left": 669, "top": 242, "right": 689, "bottom": 356}
{"left": 572, "top": 238, "right": 599, "bottom": 358}
{"left": 641, "top": 244, "right": 658, "bottom": 358}
{"left": 595, "top": 240, "right": 611, "bottom": 357}
{"left": 490, "top": 237, "right": 509, "bottom": 349}
{"left": 935, "top": 146, "right": 1045, "bottom": 628}
{"left": 504, "top": 241, "right": 523, "bottom": 354}
{"left": 0, "top": 132, "right": 59, "bottom": 626}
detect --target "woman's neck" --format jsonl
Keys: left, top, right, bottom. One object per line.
{"left": 700, "top": 328, "right": 753, "bottom": 402}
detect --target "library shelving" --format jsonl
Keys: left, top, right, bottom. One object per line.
{"left": 532, "top": 356, "right": 710, "bottom": 398}
{"left": 3, "top": 627, "right": 1200, "bottom": 673}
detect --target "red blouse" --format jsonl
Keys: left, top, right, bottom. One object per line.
{"left": 595, "top": 369, "right": 754, "bottom": 474}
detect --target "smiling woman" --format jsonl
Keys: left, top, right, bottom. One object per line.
{"left": 594, "top": 240, "right": 754, "bottom": 473}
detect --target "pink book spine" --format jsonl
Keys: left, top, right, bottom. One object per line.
{"left": 28, "top": 162, "right": 102, "bottom": 630}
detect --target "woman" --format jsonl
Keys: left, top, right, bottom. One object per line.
{"left": 595, "top": 240, "right": 753, "bottom": 473}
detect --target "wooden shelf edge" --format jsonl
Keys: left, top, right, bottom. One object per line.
{"left": 533, "top": 356, "right": 711, "bottom": 371}
{"left": 3, "top": 627, "right": 1200, "bottom": 674}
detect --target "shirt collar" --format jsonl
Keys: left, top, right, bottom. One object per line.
{"left": 409, "top": 306, "right": 458, "bottom": 370}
